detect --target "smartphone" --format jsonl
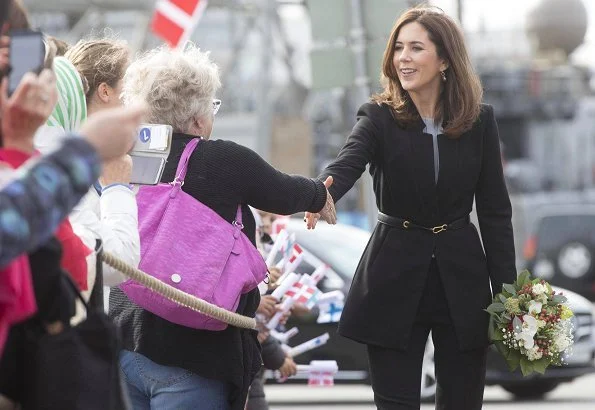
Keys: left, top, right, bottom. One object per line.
{"left": 9, "top": 30, "right": 45, "bottom": 96}
{"left": 129, "top": 124, "right": 173, "bottom": 185}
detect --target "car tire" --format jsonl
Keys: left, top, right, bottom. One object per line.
{"left": 501, "top": 380, "right": 560, "bottom": 399}
{"left": 420, "top": 335, "right": 437, "bottom": 403}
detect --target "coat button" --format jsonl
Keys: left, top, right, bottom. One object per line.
{"left": 171, "top": 273, "right": 182, "bottom": 283}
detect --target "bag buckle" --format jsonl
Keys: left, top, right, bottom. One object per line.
{"left": 169, "top": 178, "right": 184, "bottom": 187}
{"left": 432, "top": 224, "right": 447, "bottom": 234}
{"left": 233, "top": 220, "right": 244, "bottom": 229}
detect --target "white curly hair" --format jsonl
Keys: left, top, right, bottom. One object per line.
{"left": 122, "top": 43, "right": 221, "bottom": 133}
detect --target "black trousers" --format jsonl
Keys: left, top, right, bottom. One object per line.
{"left": 366, "top": 260, "right": 487, "bottom": 410}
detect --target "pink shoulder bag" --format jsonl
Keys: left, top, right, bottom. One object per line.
{"left": 120, "top": 138, "right": 267, "bottom": 330}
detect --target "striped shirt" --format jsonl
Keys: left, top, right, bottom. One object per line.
{"left": 34, "top": 57, "right": 87, "bottom": 153}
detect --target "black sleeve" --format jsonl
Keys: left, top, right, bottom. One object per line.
{"left": 208, "top": 140, "right": 327, "bottom": 214}
{"left": 318, "top": 102, "right": 382, "bottom": 203}
{"left": 260, "top": 335, "right": 287, "bottom": 370}
{"left": 475, "top": 105, "right": 517, "bottom": 295}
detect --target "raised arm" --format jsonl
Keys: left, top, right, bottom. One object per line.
{"left": 214, "top": 139, "right": 327, "bottom": 215}
{"left": 0, "top": 138, "right": 101, "bottom": 267}
{"left": 318, "top": 103, "right": 382, "bottom": 202}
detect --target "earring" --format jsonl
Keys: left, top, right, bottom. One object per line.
{"left": 440, "top": 70, "right": 447, "bottom": 82}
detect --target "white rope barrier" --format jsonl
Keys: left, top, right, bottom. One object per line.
{"left": 101, "top": 251, "right": 256, "bottom": 329}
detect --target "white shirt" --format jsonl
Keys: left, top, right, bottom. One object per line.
{"left": 69, "top": 185, "right": 140, "bottom": 287}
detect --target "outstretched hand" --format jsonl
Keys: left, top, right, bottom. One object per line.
{"left": 304, "top": 176, "right": 336, "bottom": 229}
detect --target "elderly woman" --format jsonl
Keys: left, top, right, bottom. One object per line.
{"left": 108, "top": 44, "right": 334, "bottom": 410}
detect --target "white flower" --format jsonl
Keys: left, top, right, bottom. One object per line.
{"left": 532, "top": 283, "right": 547, "bottom": 296}
{"left": 514, "top": 315, "right": 538, "bottom": 349}
{"left": 537, "top": 319, "right": 547, "bottom": 329}
{"left": 528, "top": 300, "right": 543, "bottom": 316}
{"left": 552, "top": 334, "right": 571, "bottom": 352}
{"left": 537, "top": 293, "right": 548, "bottom": 305}
{"left": 551, "top": 321, "right": 574, "bottom": 353}
{"left": 526, "top": 346, "right": 543, "bottom": 361}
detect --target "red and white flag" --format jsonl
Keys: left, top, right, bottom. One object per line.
{"left": 308, "top": 371, "right": 335, "bottom": 387}
{"left": 284, "top": 280, "right": 321, "bottom": 310}
{"left": 151, "top": 0, "right": 208, "bottom": 49}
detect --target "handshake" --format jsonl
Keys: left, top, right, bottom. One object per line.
{"left": 304, "top": 176, "right": 336, "bottom": 229}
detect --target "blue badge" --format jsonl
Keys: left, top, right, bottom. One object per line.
{"left": 139, "top": 127, "right": 151, "bottom": 143}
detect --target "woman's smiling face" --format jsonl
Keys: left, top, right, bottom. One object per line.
{"left": 393, "top": 21, "right": 447, "bottom": 98}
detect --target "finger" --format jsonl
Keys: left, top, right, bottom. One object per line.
{"left": 0, "top": 77, "right": 7, "bottom": 106}
{"left": 311, "top": 215, "right": 319, "bottom": 229}
{"left": 11, "top": 72, "right": 36, "bottom": 103}
{"left": 323, "top": 175, "right": 333, "bottom": 188}
{"left": 306, "top": 214, "right": 317, "bottom": 230}
{"left": 38, "top": 68, "right": 57, "bottom": 86}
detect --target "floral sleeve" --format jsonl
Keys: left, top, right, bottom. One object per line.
{"left": 0, "top": 137, "right": 101, "bottom": 268}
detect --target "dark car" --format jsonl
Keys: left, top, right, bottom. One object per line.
{"left": 520, "top": 204, "right": 595, "bottom": 301}
{"left": 269, "top": 219, "right": 595, "bottom": 401}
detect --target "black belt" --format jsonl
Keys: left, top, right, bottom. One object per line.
{"left": 377, "top": 213, "right": 470, "bottom": 234}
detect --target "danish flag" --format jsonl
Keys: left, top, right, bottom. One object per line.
{"left": 284, "top": 280, "right": 320, "bottom": 310}
{"left": 151, "top": 0, "right": 208, "bottom": 49}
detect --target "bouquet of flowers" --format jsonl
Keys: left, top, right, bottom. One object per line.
{"left": 486, "top": 270, "right": 575, "bottom": 376}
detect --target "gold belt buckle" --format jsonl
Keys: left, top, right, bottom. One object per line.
{"left": 432, "top": 224, "right": 447, "bottom": 234}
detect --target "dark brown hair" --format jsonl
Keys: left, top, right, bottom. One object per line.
{"left": 371, "top": 5, "right": 482, "bottom": 137}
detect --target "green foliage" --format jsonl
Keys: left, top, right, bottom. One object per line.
{"left": 503, "top": 283, "right": 517, "bottom": 294}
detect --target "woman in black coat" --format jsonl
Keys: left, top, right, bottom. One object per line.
{"left": 306, "top": 5, "right": 516, "bottom": 410}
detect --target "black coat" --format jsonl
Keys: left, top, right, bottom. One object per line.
{"left": 320, "top": 102, "right": 516, "bottom": 351}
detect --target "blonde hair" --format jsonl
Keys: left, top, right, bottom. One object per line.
{"left": 65, "top": 38, "right": 130, "bottom": 102}
{"left": 372, "top": 5, "right": 483, "bottom": 137}
{"left": 121, "top": 43, "right": 221, "bottom": 133}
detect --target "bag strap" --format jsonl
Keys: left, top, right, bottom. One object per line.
{"left": 88, "top": 239, "right": 104, "bottom": 311}
{"left": 233, "top": 205, "right": 243, "bottom": 227}
{"left": 63, "top": 239, "right": 105, "bottom": 315}
{"left": 173, "top": 138, "right": 201, "bottom": 184}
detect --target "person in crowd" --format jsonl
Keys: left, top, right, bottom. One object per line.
{"left": 0, "top": 2, "right": 144, "bottom": 409}
{"left": 60, "top": 38, "right": 138, "bottom": 288}
{"left": 109, "top": 43, "right": 335, "bottom": 410}
{"left": 306, "top": 5, "right": 516, "bottom": 410}
{"left": 247, "top": 211, "right": 296, "bottom": 410}
{"left": 0, "top": 74, "right": 146, "bottom": 408}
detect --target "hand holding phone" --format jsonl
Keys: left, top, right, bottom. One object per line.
{"left": 1, "top": 68, "right": 57, "bottom": 153}
{"left": 100, "top": 155, "right": 133, "bottom": 187}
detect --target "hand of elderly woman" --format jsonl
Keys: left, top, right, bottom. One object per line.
{"left": 1, "top": 69, "right": 58, "bottom": 153}
{"left": 305, "top": 176, "right": 336, "bottom": 229}
{"left": 100, "top": 154, "right": 133, "bottom": 186}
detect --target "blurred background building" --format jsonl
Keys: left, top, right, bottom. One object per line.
{"left": 23, "top": 0, "right": 595, "bottom": 228}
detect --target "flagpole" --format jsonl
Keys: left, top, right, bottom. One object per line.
{"left": 176, "top": 0, "right": 209, "bottom": 50}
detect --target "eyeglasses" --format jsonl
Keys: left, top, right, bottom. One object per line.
{"left": 213, "top": 99, "right": 222, "bottom": 116}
